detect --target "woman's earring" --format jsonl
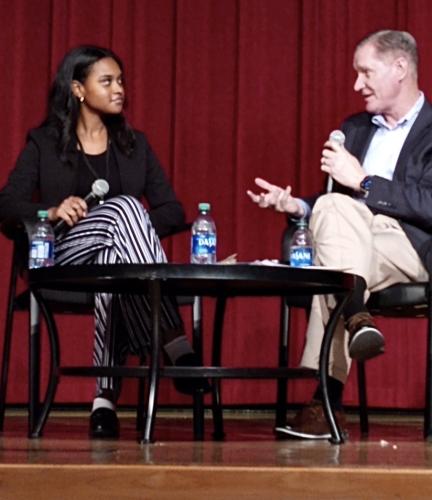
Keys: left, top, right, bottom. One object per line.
{"left": 79, "top": 96, "right": 84, "bottom": 103}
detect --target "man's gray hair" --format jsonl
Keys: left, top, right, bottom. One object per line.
{"left": 357, "top": 30, "right": 418, "bottom": 77}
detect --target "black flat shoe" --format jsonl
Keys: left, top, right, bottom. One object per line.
{"left": 89, "top": 407, "right": 119, "bottom": 439}
{"left": 173, "top": 352, "right": 212, "bottom": 395}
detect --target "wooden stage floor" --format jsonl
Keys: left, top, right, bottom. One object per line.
{"left": 0, "top": 408, "right": 431, "bottom": 499}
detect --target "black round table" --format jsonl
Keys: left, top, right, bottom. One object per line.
{"left": 28, "top": 263, "right": 358, "bottom": 443}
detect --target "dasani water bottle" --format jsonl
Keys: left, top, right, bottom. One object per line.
{"left": 29, "top": 210, "right": 55, "bottom": 269}
{"left": 289, "top": 219, "right": 314, "bottom": 268}
{"left": 191, "top": 202, "right": 217, "bottom": 264}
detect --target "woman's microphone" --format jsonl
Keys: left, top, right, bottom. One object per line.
{"left": 54, "top": 179, "right": 110, "bottom": 235}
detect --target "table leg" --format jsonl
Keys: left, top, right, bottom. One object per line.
{"left": 142, "top": 279, "right": 161, "bottom": 444}
{"left": 276, "top": 298, "right": 290, "bottom": 427}
{"left": 319, "top": 292, "right": 351, "bottom": 445}
{"left": 211, "top": 296, "right": 227, "bottom": 440}
{"left": 192, "top": 296, "right": 205, "bottom": 440}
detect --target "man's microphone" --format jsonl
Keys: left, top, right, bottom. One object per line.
{"left": 54, "top": 179, "right": 110, "bottom": 235}
{"left": 326, "top": 130, "right": 346, "bottom": 193}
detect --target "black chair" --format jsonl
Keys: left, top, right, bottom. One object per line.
{"left": 0, "top": 221, "right": 208, "bottom": 438}
{"left": 366, "top": 282, "right": 432, "bottom": 438}
{"left": 278, "top": 223, "right": 432, "bottom": 439}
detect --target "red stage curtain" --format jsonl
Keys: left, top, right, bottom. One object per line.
{"left": 1, "top": 0, "right": 432, "bottom": 409}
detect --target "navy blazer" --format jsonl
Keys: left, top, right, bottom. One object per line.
{"left": 0, "top": 127, "right": 185, "bottom": 238}
{"left": 337, "top": 100, "right": 432, "bottom": 273}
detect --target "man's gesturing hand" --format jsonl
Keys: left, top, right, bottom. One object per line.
{"left": 247, "top": 177, "right": 304, "bottom": 217}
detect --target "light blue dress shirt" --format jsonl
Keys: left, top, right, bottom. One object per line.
{"left": 363, "top": 92, "right": 424, "bottom": 180}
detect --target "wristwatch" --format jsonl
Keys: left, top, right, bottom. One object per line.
{"left": 359, "top": 175, "right": 373, "bottom": 198}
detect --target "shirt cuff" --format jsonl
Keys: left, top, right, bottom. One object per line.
{"left": 290, "top": 198, "right": 311, "bottom": 221}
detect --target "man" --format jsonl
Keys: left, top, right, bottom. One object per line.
{"left": 247, "top": 30, "right": 432, "bottom": 439}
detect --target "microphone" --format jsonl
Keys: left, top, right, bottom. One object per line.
{"left": 329, "top": 129, "right": 345, "bottom": 146}
{"left": 326, "top": 130, "right": 346, "bottom": 193}
{"left": 54, "top": 179, "right": 110, "bottom": 235}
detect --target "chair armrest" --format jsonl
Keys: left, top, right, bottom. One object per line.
{"left": 281, "top": 219, "right": 297, "bottom": 263}
{"left": 0, "top": 218, "right": 27, "bottom": 241}
{"left": 162, "top": 221, "right": 192, "bottom": 239}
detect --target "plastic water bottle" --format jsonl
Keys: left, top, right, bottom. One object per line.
{"left": 29, "top": 210, "right": 55, "bottom": 269}
{"left": 289, "top": 219, "right": 314, "bottom": 268}
{"left": 191, "top": 202, "right": 217, "bottom": 264}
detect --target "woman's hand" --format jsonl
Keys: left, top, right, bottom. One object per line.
{"left": 48, "top": 196, "right": 88, "bottom": 227}
{"left": 247, "top": 177, "right": 304, "bottom": 217}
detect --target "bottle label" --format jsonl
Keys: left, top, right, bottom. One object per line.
{"left": 192, "top": 234, "right": 216, "bottom": 256}
{"left": 30, "top": 240, "right": 54, "bottom": 265}
{"left": 290, "top": 246, "right": 313, "bottom": 268}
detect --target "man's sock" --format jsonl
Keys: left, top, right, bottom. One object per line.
{"left": 163, "top": 334, "right": 194, "bottom": 365}
{"left": 313, "top": 376, "right": 344, "bottom": 411}
{"left": 343, "top": 276, "right": 367, "bottom": 320}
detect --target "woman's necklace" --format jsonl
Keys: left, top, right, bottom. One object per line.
{"left": 76, "top": 135, "right": 111, "bottom": 181}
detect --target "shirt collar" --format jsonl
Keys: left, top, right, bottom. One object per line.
{"left": 371, "top": 91, "right": 424, "bottom": 130}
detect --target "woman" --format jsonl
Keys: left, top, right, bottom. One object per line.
{"left": 0, "top": 46, "right": 207, "bottom": 439}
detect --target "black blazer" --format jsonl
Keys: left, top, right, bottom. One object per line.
{"left": 0, "top": 127, "right": 185, "bottom": 238}
{"left": 335, "top": 100, "right": 432, "bottom": 274}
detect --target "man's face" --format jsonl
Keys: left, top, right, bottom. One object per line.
{"left": 353, "top": 43, "right": 402, "bottom": 116}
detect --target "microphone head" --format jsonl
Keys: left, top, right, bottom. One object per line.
{"left": 329, "top": 129, "right": 345, "bottom": 146}
{"left": 92, "top": 179, "right": 110, "bottom": 198}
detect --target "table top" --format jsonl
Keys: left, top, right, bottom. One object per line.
{"left": 29, "top": 263, "right": 358, "bottom": 297}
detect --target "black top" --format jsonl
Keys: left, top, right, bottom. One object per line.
{"left": 76, "top": 150, "right": 122, "bottom": 200}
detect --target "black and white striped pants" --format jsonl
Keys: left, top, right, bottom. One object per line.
{"left": 54, "top": 195, "right": 183, "bottom": 394}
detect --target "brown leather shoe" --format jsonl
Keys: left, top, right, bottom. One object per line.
{"left": 275, "top": 400, "right": 346, "bottom": 440}
{"left": 346, "top": 312, "right": 385, "bottom": 361}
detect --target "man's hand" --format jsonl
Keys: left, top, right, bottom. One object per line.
{"left": 246, "top": 177, "right": 304, "bottom": 217}
{"left": 320, "top": 140, "right": 366, "bottom": 190}
{"left": 48, "top": 196, "right": 88, "bottom": 227}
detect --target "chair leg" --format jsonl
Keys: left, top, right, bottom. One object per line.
{"left": 136, "top": 355, "right": 146, "bottom": 432}
{"left": 275, "top": 300, "right": 290, "bottom": 428}
{"left": 192, "top": 391, "right": 205, "bottom": 440}
{"left": 357, "top": 361, "right": 369, "bottom": 436}
{"left": 30, "top": 290, "right": 63, "bottom": 438}
{"left": 424, "top": 284, "right": 432, "bottom": 439}
{"left": 28, "top": 293, "right": 41, "bottom": 437}
{"left": 0, "top": 244, "right": 20, "bottom": 430}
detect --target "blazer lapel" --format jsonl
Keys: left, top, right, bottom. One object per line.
{"left": 349, "top": 120, "right": 377, "bottom": 164}
{"left": 110, "top": 142, "right": 134, "bottom": 194}
{"left": 394, "top": 100, "right": 432, "bottom": 180}
{"left": 63, "top": 147, "right": 80, "bottom": 196}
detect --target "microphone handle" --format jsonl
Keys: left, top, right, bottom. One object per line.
{"left": 53, "top": 192, "right": 98, "bottom": 235}
{"left": 325, "top": 131, "right": 344, "bottom": 194}
{"left": 83, "top": 191, "right": 99, "bottom": 205}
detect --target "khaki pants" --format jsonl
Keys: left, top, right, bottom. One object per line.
{"left": 300, "top": 193, "right": 428, "bottom": 383}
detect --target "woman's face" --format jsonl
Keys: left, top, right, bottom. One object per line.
{"left": 74, "top": 57, "right": 125, "bottom": 115}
